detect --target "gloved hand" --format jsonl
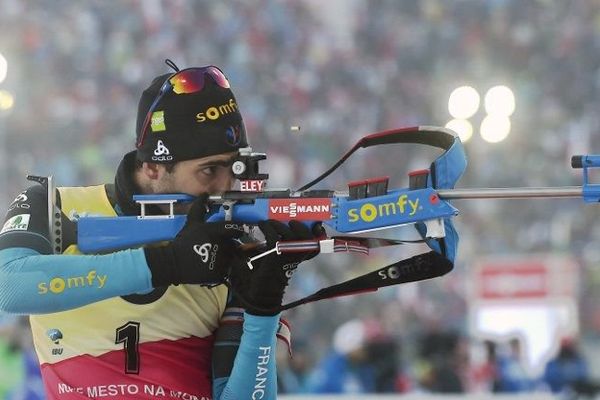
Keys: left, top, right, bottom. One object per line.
{"left": 230, "top": 220, "right": 324, "bottom": 316}
{"left": 144, "top": 194, "right": 246, "bottom": 287}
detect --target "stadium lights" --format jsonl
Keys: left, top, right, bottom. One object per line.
{"left": 480, "top": 115, "right": 511, "bottom": 143}
{"left": 484, "top": 85, "right": 515, "bottom": 117}
{"left": 447, "top": 84, "right": 515, "bottom": 144}
{"left": 448, "top": 85, "right": 480, "bottom": 119}
{"left": 0, "top": 52, "right": 6, "bottom": 84}
{"left": 445, "top": 118, "right": 473, "bottom": 142}
{"left": 0, "top": 90, "right": 14, "bottom": 111}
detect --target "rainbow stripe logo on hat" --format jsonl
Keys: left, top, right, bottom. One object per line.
{"left": 150, "top": 111, "right": 166, "bottom": 132}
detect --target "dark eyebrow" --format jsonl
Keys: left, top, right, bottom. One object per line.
{"left": 198, "top": 157, "right": 235, "bottom": 168}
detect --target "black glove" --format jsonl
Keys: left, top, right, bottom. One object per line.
{"left": 144, "top": 194, "right": 246, "bottom": 287}
{"left": 230, "top": 220, "right": 323, "bottom": 316}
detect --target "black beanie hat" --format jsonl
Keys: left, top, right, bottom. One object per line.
{"left": 135, "top": 68, "right": 248, "bottom": 163}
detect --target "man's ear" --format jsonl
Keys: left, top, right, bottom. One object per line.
{"left": 140, "top": 162, "right": 164, "bottom": 180}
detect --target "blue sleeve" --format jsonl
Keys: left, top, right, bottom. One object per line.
{"left": 214, "top": 312, "right": 279, "bottom": 400}
{"left": 0, "top": 247, "right": 153, "bottom": 314}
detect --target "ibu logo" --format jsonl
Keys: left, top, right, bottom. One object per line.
{"left": 47, "top": 328, "right": 63, "bottom": 343}
{"left": 47, "top": 328, "right": 65, "bottom": 356}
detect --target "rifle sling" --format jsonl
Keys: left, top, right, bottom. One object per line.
{"left": 228, "top": 250, "right": 453, "bottom": 314}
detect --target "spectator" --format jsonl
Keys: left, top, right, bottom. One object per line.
{"left": 543, "top": 337, "right": 590, "bottom": 394}
{"left": 416, "top": 328, "right": 465, "bottom": 393}
{"left": 494, "top": 338, "right": 534, "bottom": 392}
{"left": 307, "top": 319, "right": 376, "bottom": 393}
{"left": 0, "top": 316, "right": 44, "bottom": 399}
{"left": 277, "top": 339, "right": 313, "bottom": 394}
{"left": 366, "top": 335, "right": 407, "bottom": 393}
{"left": 0, "top": 314, "right": 23, "bottom": 398}
{"left": 469, "top": 340, "right": 500, "bottom": 392}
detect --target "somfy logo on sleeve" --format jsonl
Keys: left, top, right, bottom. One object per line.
{"left": 1, "top": 214, "right": 31, "bottom": 234}
{"left": 152, "top": 140, "right": 173, "bottom": 161}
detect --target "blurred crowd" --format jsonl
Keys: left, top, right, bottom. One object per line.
{"left": 275, "top": 317, "right": 600, "bottom": 396}
{"left": 2, "top": 0, "right": 600, "bottom": 396}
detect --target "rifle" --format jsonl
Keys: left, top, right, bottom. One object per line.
{"left": 29, "top": 127, "right": 600, "bottom": 310}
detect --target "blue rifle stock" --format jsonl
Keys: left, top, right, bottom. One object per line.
{"left": 76, "top": 187, "right": 459, "bottom": 254}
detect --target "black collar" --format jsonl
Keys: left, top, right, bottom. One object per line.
{"left": 111, "top": 151, "right": 163, "bottom": 216}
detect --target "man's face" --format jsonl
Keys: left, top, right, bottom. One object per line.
{"left": 153, "top": 151, "right": 237, "bottom": 212}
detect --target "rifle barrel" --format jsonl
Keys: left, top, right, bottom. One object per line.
{"left": 437, "top": 186, "right": 583, "bottom": 200}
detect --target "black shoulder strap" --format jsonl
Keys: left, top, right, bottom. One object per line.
{"left": 228, "top": 251, "right": 453, "bottom": 314}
